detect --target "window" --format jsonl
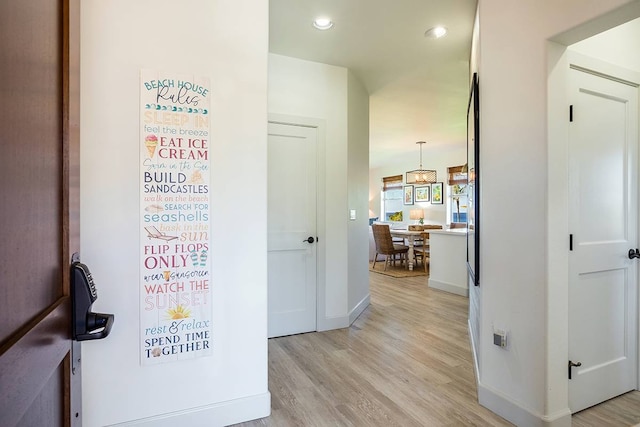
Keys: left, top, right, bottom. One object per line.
{"left": 447, "top": 165, "right": 468, "bottom": 223}
{"left": 381, "top": 175, "right": 403, "bottom": 222}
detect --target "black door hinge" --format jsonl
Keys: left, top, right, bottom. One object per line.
{"left": 569, "top": 105, "right": 573, "bottom": 122}
{"left": 569, "top": 234, "right": 573, "bottom": 251}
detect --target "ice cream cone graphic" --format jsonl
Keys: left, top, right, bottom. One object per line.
{"left": 162, "top": 270, "right": 171, "bottom": 282}
{"left": 145, "top": 134, "right": 158, "bottom": 158}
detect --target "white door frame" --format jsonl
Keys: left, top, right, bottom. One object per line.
{"left": 547, "top": 48, "right": 640, "bottom": 414}
{"left": 268, "top": 113, "right": 327, "bottom": 331}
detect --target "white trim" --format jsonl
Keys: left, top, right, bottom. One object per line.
{"left": 349, "top": 293, "right": 370, "bottom": 324}
{"left": 107, "top": 392, "right": 271, "bottom": 427}
{"left": 569, "top": 64, "right": 639, "bottom": 87}
{"left": 468, "top": 319, "right": 480, "bottom": 385}
{"left": 568, "top": 52, "right": 640, "bottom": 87}
{"left": 317, "top": 314, "right": 349, "bottom": 331}
{"left": 428, "top": 278, "right": 468, "bottom": 297}
{"left": 541, "top": 409, "right": 573, "bottom": 427}
{"left": 478, "top": 382, "right": 571, "bottom": 427}
{"left": 546, "top": 41, "right": 572, "bottom": 418}
{"left": 470, "top": 318, "right": 571, "bottom": 427}
{"left": 268, "top": 114, "right": 327, "bottom": 334}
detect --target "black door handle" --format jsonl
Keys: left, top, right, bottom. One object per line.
{"left": 568, "top": 360, "right": 582, "bottom": 380}
{"left": 628, "top": 248, "right": 640, "bottom": 259}
{"left": 303, "top": 236, "right": 315, "bottom": 244}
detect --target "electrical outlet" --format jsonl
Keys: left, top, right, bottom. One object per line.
{"left": 493, "top": 330, "right": 507, "bottom": 348}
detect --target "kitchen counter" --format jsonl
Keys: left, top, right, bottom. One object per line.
{"left": 428, "top": 228, "right": 468, "bottom": 296}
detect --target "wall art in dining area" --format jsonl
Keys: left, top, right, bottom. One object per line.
{"left": 430, "top": 182, "right": 443, "bottom": 205}
{"left": 415, "top": 185, "right": 430, "bottom": 202}
{"left": 403, "top": 185, "right": 414, "bottom": 205}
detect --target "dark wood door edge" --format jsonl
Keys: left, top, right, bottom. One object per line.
{"left": 0, "top": 297, "right": 71, "bottom": 427}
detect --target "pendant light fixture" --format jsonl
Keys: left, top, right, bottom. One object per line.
{"left": 406, "top": 141, "right": 437, "bottom": 185}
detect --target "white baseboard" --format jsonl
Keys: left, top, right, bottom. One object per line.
{"left": 317, "top": 314, "right": 349, "bottom": 331}
{"left": 477, "top": 381, "right": 571, "bottom": 427}
{"left": 108, "top": 392, "right": 271, "bottom": 427}
{"left": 468, "top": 322, "right": 571, "bottom": 427}
{"left": 315, "top": 295, "right": 369, "bottom": 332}
{"left": 428, "top": 278, "right": 468, "bottom": 296}
{"left": 349, "top": 294, "right": 370, "bottom": 324}
{"left": 468, "top": 319, "right": 480, "bottom": 384}
{"left": 542, "top": 409, "right": 572, "bottom": 427}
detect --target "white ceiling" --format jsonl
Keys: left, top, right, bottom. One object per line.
{"left": 269, "top": 0, "right": 478, "bottom": 168}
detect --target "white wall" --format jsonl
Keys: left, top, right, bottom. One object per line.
{"left": 468, "top": 3, "right": 481, "bottom": 379}
{"left": 268, "top": 53, "right": 351, "bottom": 326}
{"left": 570, "top": 17, "right": 640, "bottom": 71}
{"left": 475, "top": 0, "right": 639, "bottom": 425}
{"left": 347, "top": 71, "right": 371, "bottom": 320}
{"left": 369, "top": 146, "right": 466, "bottom": 226}
{"left": 80, "top": 1, "right": 269, "bottom": 426}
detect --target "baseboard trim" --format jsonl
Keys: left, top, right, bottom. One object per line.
{"left": 477, "top": 382, "right": 571, "bottom": 427}
{"left": 317, "top": 314, "right": 349, "bottom": 331}
{"left": 468, "top": 322, "right": 571, "bottom": 427}
{"left": 542, "top": 409, "right": 572, "bottom": 427}
{"left": 107, "top": 392, "right": 271, "bottom": 427}
{"left": 316, "top": 294, "right": 369, "bottom": 332}
{"left": 428, "top": 278, "right": 468, "bottom": 296}
{"left": 468, "top": 319, "right": 480, "bottom": 385}
{"left": 349, "top": 294, "right": 370, "bottom": 325}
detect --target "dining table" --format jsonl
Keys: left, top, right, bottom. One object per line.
{"left": 389, "top": 229, "right": 427, "bottom": 271}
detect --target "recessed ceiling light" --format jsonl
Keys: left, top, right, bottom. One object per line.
{"left": 313, "top": 18, "right": 334, "bottom": 30}
{"left": 424, "top": 26, "right": 447, "bottom": 39}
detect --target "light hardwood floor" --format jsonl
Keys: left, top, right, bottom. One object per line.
{"left": 233, "top": 272, "right": 640, "bottom": 426}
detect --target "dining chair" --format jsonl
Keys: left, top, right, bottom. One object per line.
{"left": 413, "top": 225, "right": 442, "bottom": 271}
{"left": 372, "top": 224, "right": 409, "bottom": 271}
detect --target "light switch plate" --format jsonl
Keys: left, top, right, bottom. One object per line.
{"left": 349, "top": 209, "right": 356, "bottom": 220}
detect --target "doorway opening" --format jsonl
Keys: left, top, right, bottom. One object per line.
{"left": 548, "top": 13, "right": 640, "bottom": 416}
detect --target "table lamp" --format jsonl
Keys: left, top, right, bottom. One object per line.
{"left": 409, "top": 209, "right": 424, "bottom": 225}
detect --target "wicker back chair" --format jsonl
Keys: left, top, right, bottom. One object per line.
{"left": 372, "top": 224, "right": 409, "bottom": 271}
{"left": 413, "top": 225, "right": 443, "bottom": 272}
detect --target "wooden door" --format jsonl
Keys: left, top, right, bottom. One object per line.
{"left": 0, "top": 0, "right": 81, "bottom": 425}
{"left": 568, "top": 65, "right": 639, "bottom": 412}
{"left": 267, "top": 122, "right": 317, "bottom": 338}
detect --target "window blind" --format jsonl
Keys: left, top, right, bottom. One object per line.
{"left": 382, "top": 175, "right": 403, "bottom": 190}
{"left": 447, "top": 165, "right": 467, "bottom": 186}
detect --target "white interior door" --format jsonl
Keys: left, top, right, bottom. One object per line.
{"left": 568, "top": 66, "right": 639, "bottom": 412}
{"left": 267, "top": 122, "right": 317, "bottom": 338}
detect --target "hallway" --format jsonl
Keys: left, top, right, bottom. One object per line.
{"left": 237, "top": 273, "right": 509, "bottom": 426}
{"left": 235, "top": 272, "right": 640, "bottom": 426}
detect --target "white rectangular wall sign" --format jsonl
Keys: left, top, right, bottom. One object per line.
{"left": 139, "top": 69, "right": 212, "bottom": 365}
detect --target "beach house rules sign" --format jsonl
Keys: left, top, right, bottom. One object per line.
{"left": 139, "top": 70, "right": 212, "bottom": 365}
